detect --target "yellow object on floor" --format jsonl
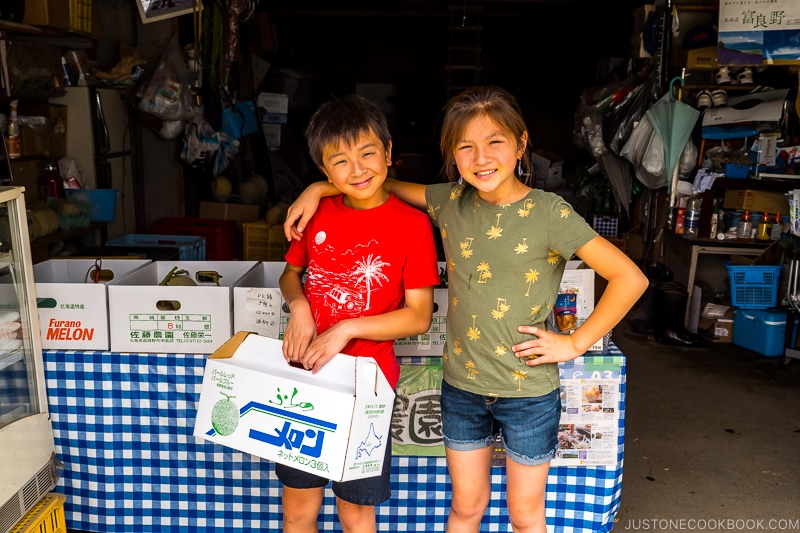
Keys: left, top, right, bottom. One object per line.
{"left": 9, "top": 493, "right": 66, "bottom": 533}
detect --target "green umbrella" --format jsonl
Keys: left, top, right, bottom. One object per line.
{"left": 645, "top": 77, "right": 700, "bottom": 215}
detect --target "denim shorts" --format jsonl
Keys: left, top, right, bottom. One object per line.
{"left": 275, "top": 437, "right": 392, "bottom": 505}
{"left": 440, "top": 379, "right": 561, "bottom": 466}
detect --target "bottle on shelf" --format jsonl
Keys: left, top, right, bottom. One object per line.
{"left": 756, "top": 212, "right": 772, "bottom": 241}
{"left": 38, "top": 152, "right": 65, "bottom": 200}
{"left": 709, "top": 205, "right": 719, "bottom": 239}
{"left": 771, "top": 212, "right": 783, "bottom": 240}
{"left": 684, "top": 195, "right": 701, "bottom": 239}
{"left": 7, "top": 99, "right": 21, "bottom": 159}
{"left": 737, "top": 210, "right": 753, "bottom": 240}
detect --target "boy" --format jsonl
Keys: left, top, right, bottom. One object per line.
{"left": 277, "top": 94, "right": 440, "bottom": 533}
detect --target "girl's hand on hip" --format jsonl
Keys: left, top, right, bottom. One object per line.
{"left": 512, "top": 325, "right": 583, "bottom": 365}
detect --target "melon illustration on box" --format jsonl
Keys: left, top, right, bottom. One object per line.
{"left": 211, "top": 392, "right": 240, "bottom": 436}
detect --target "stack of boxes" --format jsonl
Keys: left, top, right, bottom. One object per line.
{"left": 257, "top": 92, "right": 288, "bottom": 152}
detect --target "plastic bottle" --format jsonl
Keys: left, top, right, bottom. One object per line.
{"left": 38, "top": 153, "right": 64, "bottom": 200}
{"left": 756, "top": 212, "right": 772, "bottom": 241}
{"left": 737, "top": 210, "right": 753, "bottom": 240}
{"left": 684, "top": 195, "right": 701, "bottom": 239}
{"left": 6, "top": 99, "right": 21, "bottom": 159}
{"left": 771, "top": 212, "right": 783, "bottom": 240}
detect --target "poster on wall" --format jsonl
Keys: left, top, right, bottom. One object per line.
{"left": 718, "top": 0, "right": 800, "bottom": 65}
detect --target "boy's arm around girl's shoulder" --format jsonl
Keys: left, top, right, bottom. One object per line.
{"left": 283, "top": 179, "right": 428, "bottom": 243}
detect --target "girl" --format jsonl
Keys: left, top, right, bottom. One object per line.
{"left": 284, "top": 86, "right": 648, "bottom": 533}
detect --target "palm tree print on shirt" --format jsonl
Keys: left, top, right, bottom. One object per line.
{"left": 353, "top": 254, "right": 389, "bottom": 311}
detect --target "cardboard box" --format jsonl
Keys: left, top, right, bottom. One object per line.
{"left": 532, "top": 150, "right": 564, "bottom": 184}
{"left": 233, "top": 261, "right": 449, "bottom": 356}
{"left": 260, "top": 112, "right": 288, "bottom": 124}
{"left": 33, "top": 258, "right": 151, "bottom": 350}
{"left": 392, "top": 262, "right": 448, "bottom": 356}
{"left": 554, "top": 261, "right": 603, "bottom": 352}
{"left": 723, "top": 189, "right": 790, "bottom": 216}
{"left": 686, "top": 45, "right": 718, "bottom": 69}
{"left": 198, "top": 201, "right": 261, "bottom": 226}
{"left": 262, "top": 124, "right": 281, "bottom": 150}
{"left": 20, "top": 120, "right": 53, "bottom": 157}
{"left": 256, "top": 92, "right": 289, "bottom": 114}
{"left": 23, "top": 0, "right": 70, "bottom": 30}
{"left": 233, "top": 261, "right": 286, "bottom": 339}
{"left": 8, "top": 159, "right": 42, "bottom": 205}
{"left": 107, "top": 260, "right": 259, "bottom": 353}
{"left": 193, "top": 331, "right": 394, "bottom": 482}
{"left": 729, "top": 239, "right": 782, "bottom": 266}
{"left": 697, "top": 303, "right": 734, "bottom": 343}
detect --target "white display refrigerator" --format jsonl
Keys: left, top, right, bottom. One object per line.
{"left": 50, "top": 86, "right": 138, "bottom": 240}
{"left": 0, "top": 186, "right": 57, "bottom": 533}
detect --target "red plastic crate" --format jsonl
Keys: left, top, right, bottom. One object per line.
{"left": 149, "top": 217, "right": 238, "bottom": 260}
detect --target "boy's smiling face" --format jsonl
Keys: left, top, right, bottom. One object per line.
{"left": 320, "top": 128, "right": 392, "bottom": 210}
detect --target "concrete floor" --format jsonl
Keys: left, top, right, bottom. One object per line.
{"left": 610, "top": 316, "right": 800, "bottom": 532}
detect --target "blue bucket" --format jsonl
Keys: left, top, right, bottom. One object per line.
{"left": 65, "top": 189, "right": 118, "bottom": 222}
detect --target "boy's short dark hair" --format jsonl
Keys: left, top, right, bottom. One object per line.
{"left": 305, "top": 94, "right": 392, "bottom": 168}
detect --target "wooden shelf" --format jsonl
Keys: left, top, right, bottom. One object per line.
{"left": 30, "top": 221, "right": 106, "bottom": 263}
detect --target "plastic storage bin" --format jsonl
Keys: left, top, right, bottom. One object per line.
{"left": 733, "top": 308, "right": 786, "bottom": 357}
{"left": 9, "top": 492, "right": 66, "bottom": 533}
{"left": 64, "top": 189, "right": 118, "bottom": 222}
{"left": 724, "top": 163, "right": 750, "bottom": 179}
{"left": 106, "top": 234, "right": 206, "bottom": 261}
{"left": 725, "top": 263, "right": 782, "bottom": 309}
{"left": 149, "top": 217, "right": 238, "bottom": 260}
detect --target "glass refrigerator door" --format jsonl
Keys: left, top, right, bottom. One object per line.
{"left": 0, "top": 186, "right": 56, "bottom": 527}
{"left": 0, "top": 189, "right": 43, "bottom": 424}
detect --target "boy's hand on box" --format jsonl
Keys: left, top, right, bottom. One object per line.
{"left": 300, "top": 321, "right": 353, "bottom": 373}
{"left": 282, "top": 308, "right": 316, "bottom": 365}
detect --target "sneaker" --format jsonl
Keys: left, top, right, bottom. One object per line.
{"left": 715, "top": 66, "right": 731, "bottom": 85}
{"left": 711, "top": 89, "right": 728, "bottom": 107}
{"left": 696, "top": 90, "right": 712, "bottom": 110}
{"left": 736, "top": 67, "right": 754, "bottom": 84}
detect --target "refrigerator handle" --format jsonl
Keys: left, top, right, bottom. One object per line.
{"left": 95, "top": 90, "right": 110, "bottom": 155}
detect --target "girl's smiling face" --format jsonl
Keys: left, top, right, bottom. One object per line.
{"left": 453, "top": 114, "right": 528, "bottom": 205}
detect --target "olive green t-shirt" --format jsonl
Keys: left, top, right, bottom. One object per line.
{"left": 425, "top": 182, "right": 597, "bottom": 398}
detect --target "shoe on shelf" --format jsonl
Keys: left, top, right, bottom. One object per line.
{"left": 715, "top": 66, "right": 732, "bottom": 85}
{"left": 711, "top": 88, "right": 728, "bottom": 107}
{"left": 696, "top": 90, "right": 712, "bottom": 110}
{"left": 736, "top": 67, "right": 754, "bottom": 84}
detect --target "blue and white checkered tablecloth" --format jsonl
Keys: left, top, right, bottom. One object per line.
{"left": 44, "top": 346, "right": 625, "bottom": 533}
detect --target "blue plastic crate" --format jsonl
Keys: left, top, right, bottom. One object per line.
{"left": 725, "top": 263, "right": 782, "bottom": 309}
{"left": 106, "top": 234, "right": 206, "bottom": 261}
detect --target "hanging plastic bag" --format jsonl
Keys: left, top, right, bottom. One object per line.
{"left": 180, "top": 118, "right": 240, "bottom": 176}
{"left": 621, "top": 110, "right": 698, "bottom": 190}
{"left": 602, "top": 75, "right": 659, "bottom": 156}
{"left": 137, "top": 35, "right": 193, "bottom": 122}
{"left": 221, "top": 99, "right": 259, "bottom": 139}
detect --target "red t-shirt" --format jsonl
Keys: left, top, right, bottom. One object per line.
{"left": 285, "top": 193, "right": 440, "bottom": 388}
